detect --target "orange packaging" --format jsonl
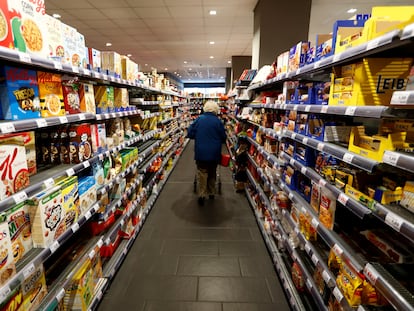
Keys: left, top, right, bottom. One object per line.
{"left": 37, "top": 71, "right": 65, "bottom": 117}
{"left": 0, "top": 1, "right": 14, "bottom": 49}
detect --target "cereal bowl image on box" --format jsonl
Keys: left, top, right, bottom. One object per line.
{"left": 21, "top": 18, "right": 43, "bottom": 52}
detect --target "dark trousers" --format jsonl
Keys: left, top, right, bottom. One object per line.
{"left": 196, "top": 161, "right": 217, "bottom": 198}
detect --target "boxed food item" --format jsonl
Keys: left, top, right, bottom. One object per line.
{"left": 0, "top": 145, "right": 29, "bottom": 200}
{"left": 79, "top": 82, "right": 95, "bottom": 114}
{"left": 91, "top": 159, "right": 104, "bottom": 188}
{"left": 0, "top": 201, "right": 32, "bottom": 263}
{"left": 27, "top": 186, "right": 65, "bottom": 248}
{"left": 37, "top": 71, "right": 65, "bottom": 117}
{"left": 0, "top": 66, "right": 41, "bottom": 120}
{"left": 101, "top": 51, "right": 121, "bottom": 77}
{"left": 61, "top": 75, "right": 81, "bottom": 114}
{"left": 21, "top": 264, "right": 47, "bottom": 311}
{"left": 56, "top": 176, "right": 79, "bottom": 229}
{"left": 0, "top": 221, "right": 16, "bottom": 285}
{"left": 0, "top": 286, "right": 23, "bottom": 310}
{"left": 0, "top": 1, "right": 14, "bottom": 49}
{"left": 78, "top": 176, "right": 96, "bottom": 216}
{"left": 49, "top": 128, "right": 61, "bottom": 165}
{"left": 59, "top": 125, "right": 70, "bottom": 164}
{"left": 288, "top": 41, "right": 310, "bottom": 72}
{"left": 69, "top": 123, "right": 92, "bottom": 164}
{"left": 114, "top": 87, "right": 129, "bottom": 112}
{"left": 401, "top": 181, "right": 414, "bottom": 213}
{"left": 88, "top": 48, "right": 101, "bottom": 70}
{"left": 43, "top": 13, "right": 64, "bottom": 60}
{"left": 315, "top": 34, "right": 333, "bottom": 61}
{"left": 319, "top": 189, "right": 336, "bottom": 230}
{"left": 91, "top": 123, "right": 107, "bottom": 154}
{"left": 94, "top": 85, "right": 114, "bottom": 114}
{"left": 76, "top": 32, "right": 87, "bottom": 68}
{"left": 61, "top": 22, "right": 78, "bottom": 66}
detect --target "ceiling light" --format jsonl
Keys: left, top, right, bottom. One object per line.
{"left": 145, "top": 64, "right": 148, "bottom": 66}
{"left": 209, "top": 56, "right": 214, "bottom": 59}
{"left": 52, "top": 13, "right": 61, "bottom": 19}
{"left": 189, "top": 68, "right": 192, "bottom": 71}
{"left": 347, "top": 8, "right": 357, "bottom": 13}
{"left": 164, "top": 67, "right": 168, "bottom": 70}
{"left": 105, "top": 42, "right": 112, "bottom": 47}
{"left": 127, "top": 54, "right": 132, "bottom": 57}
{"left": 227, "top": 60, "right": 231, "bottom": 64}
{"left": 209, "top": 10, "right": 217, "bottom": 15}
{"left": 209, "top": 41, "right": 215, "bottom": 45}
{"left": 183, "top": 61, "right": 187, "bottom": 64}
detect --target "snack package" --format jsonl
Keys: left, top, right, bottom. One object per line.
{"left": 68, "top": 124, "right": 92, "bottom": 164}
{"left": 37, "top": 71, "right": 65, "bottom": 117}
{"left": 50, "top": 128, "right": 61, "bottom": 165}
{"left": 91, "top": 123, "right": 107, "bottom": 155}
{"left": 0, "top": 221, "right": 16, "bottom": 285}
{"left": 79, "top": 83, "right": 96, "bottom": 114}
{"left": 43, "top": 13, "right": 64, "bottom": 60}
{"left": 0, "top": 66, "right": 41, "bottom": 120}
{"left": 78, "top": 176, "right": 97, "bottom": 216}
{"left": 61, "top": 75, "right": 81, "bottom": 114}
{"left": 319, "top": 189, "right": 336, "bottom": 230}
{"left": 0, "top": 201, "right": 32, "bottom": 263}
{"left": 310, "top": 181, "right": 321, "bottom": 212}
{"left": 21, "top": 264, "right": 48, "bottom": 311}
{"left": 291, "top": 262, "right": 304, "bottom": 292}
{"left": 56, "top": 176, "right": 79, "bottom": 229}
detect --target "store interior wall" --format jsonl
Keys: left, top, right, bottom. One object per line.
{"left": 231, "top": 56, "right": 252, "bottom": 87}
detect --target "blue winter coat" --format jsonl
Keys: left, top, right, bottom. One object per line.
{"left": 187, "top": 112, "right": 227, "bottom": 162}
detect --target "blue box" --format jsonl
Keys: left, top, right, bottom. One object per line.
{"left": 0, "top": 66, "right": 41, "bottom": 120}
{"left": 294, "top": 142, "right": 316, "bottom": 167}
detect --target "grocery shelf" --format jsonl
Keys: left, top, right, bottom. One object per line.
{"left": 383, "top": 150, "right": 414, "bottom": 174}
{"left": 88, "top": 278, "right": 109, "bottom": 311}
{"left": 95, "top": 109, "right": 142, "bottom": 120}
{"left": 284, "top": 130, "right": 378, "bottom": 172}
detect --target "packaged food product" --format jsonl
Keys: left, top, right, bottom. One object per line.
{"left": 291, "top": 262, "right": 304, "bottom": 291}
{"left": 88, "top": 48, "right": 101, "bottom": 69}
{"left": 21, "top": 264, "right": 47, "bottom": 311}
{"left": 114, "top": 87, "right": 129, "bottom": 112}
{"left": 0, "top": 201, "right": 32, "bottom": 263}
{"left": 0, "top": 286, "right": 23, "bottom": 311}
{"left": 92, "top": 160, "right": 104, "bottom": 188}
{"left": 61, "top": 75, "right": 81, "bottom": 114}
{"left": 27, "top": 186, "right": 65, "bottom": 248}
{"left": 91, "top": 123, "right": 107, "bottom": 155}
{"left": 319, "top": 189, "right": 336, "bottom": 230}
{"left": 59, "top": 126, "right": 70, "bottom": 165}
{"left": 43, "top": 13, "right": 64, "bottom": 60}
{"left": 79, "top": 83, "right": 95, "bottom": 114}
{"left": 68, "top": 124, "right": 92, "bottom": 164}
{"left": 50, "top": 128, "right": 61, "bottom": 165}
{"left": 0, "top": 1, "right": 14, "bottom": 49}
{"left": 310, "top": 181, "right": 321, "bottom": 212}
{"left": 37, "top": 71, "right": 65, "bottom": 117}
{"left": 0, "top": 145, "right": 29, "bottom": 200}
{"left": 61, "top": 22, "right": 78, "bottom": 66}
{"left": 56, "top": 176, "right": 79, "bottom": 229}
{"left": 0, "top": 66, "right": 41, "bottom": 120}
{"left": 0, "top": 221, "right": 16, "bottom": 285}
{"left": 94, "top": 86, "right": 114, "bottom": 114}
{"left": 336, "top": 272, "right": 362, "bottom": 307}
{"left": 78, "top": 176, "right": 96, "bottom": 216}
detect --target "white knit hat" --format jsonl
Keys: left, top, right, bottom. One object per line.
{"left": 203, "top": 100, "right": 219, "bottom": 114}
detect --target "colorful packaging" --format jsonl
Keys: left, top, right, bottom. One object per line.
{"left": 101, "top": 51, "right": 121, "bottom": 77}
{"left": 114, "top": 87, "right": 129, "bottom": 112}
{"left": 21, "top": 264, "right": 47, "bottom": 311}
{"left": 319, "top": 189, "right": 336, "bottom": 230}
{"left": 68, "top": 124, "right": 92, "bottom": 164}
{"left": 0, "top": 145, "right": 29, "bottom": 200}
{"left": 76, "top": 32, "right": 87, "bottom": 68}
{"left": 61, "top": 75, "right": 81, "bottom": 114}
{"left": 37, "top": 71, "right": 65, "bottom": 117}
{"left": 56, "top": 176, "right": 79, "bottom": 229}
{"left": 43, "top": 13, "right": 64, "bottom": 60}
{"left": 78, "top": 176, "right": 96, "bottom": 216}
{"left": 79, "top": 83, "right": 95, "bottom": 114}
{"left": 94, "top": 86, "right": 114, "bottom": 114}
{"left": 49, "top": 128, "right": 61, "bottom": 165}
{"left": 59, "top": 126, "right": 70, "bottom": 165}
{"left": 88, "top": 48, "right": 101, "bottom": 69}
{"left": 0, "top": 201, "right": 32, "bottom": 263}
{"left": 0, "top": 286, "right": 23, "bottom": 310}
{"left": 61, "top": 22, "right": 78, "bottom": 66}
{"left": 0, "top": 1, "right": 14, "bottom": 49}
{"left": 0, "top": 66, "right": 41, "bottom": 120}
{"left": 0, "top": 221, "right": 16, "bottom": 285}
{"left": 27, "top": 186, "right": 65, "bottom": 248}
{"left": 91, "top": 123, "right": 107, "bottom": 154}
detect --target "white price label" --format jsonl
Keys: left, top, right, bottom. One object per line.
{"left": 320, "top": 106, "right": 328, "bottom": 113}
{"left": 311, "top": 254, "right": 318, "bottom": 265}
{"left": 89, "top": 249, "right": 96, "bottom": 259}
{"left": 311, "top": 218, "right": 319, "bottom": 229}
{"left": 305, "top": 105, "right": 311, "bottom": 112}
{"left": 291, "top": 133, "right": 297, "bottom": 140}
{"left": 301, "top": 167, "right": 307, "bottom": 175}
{"left": 289, "top": 158, "right": 295, "bottom": 166}
{"left": 18, "top": 52, "right": 31, "bottom": 63}
{"left": 333, "top": 243, "right": 344, "bottom": 256}
{"left": 0, "top": 122, "right": 15, "bottom": 133}
{"left": 110, "top": 76, "right": 115, "bottom": 82}
{"left": 53, "top": 61, "right": 63, "bottom": 70}
{"left": 338, "top": 193, "right": 349, "bottom": 205}
{"left": 22, "top": 263, "right": 35, "bottom": 279}
{"left": 56, "top": 288, "right": 65, "bottom": 301}
{"left": 345, "top": 106, "right": 356, "bottom": 116}
{"left": 314, "top": 61, "right": 321, "bottom": 69}
{"left": 82, "top": 161, "right": 90, "bottom": 168}
{"left": 306, "top": 279, "right": 313, "bottom": 290}
{"left": 35, "top": 118, "right": 47, "bottom": 128}
{"left": 93, "top": 71, "right": 101, "bottom": 78}
{"left": 59, "top": 116, "right": 68, "bottom": 123}
{"left": 364, "top": 264, "right": 378, "bottom": 285}
{"left": 103, "top": 74, "right": 108, "bottom": 80}
{"left": 97, "top": 239, "right": 104, "bottom": 248}
{"left": 50, "top": 240, "right": 60, "bottom": 253}
{"left": 105, "top": 151, "right": 110, "bottom": 157}
{"left": 293, "top": 105, "right": 298, "bottom": 111}
{"left": 71, "top": 223, "right": 80, "bottom": 233}
{"left": 13, "top": 192, "right": 27, "bottom": 204}
{"left": 318, "top": 179, "right": 326, "bottom": 187}
{"left": 288, "top": 192, "right": 294, "bottom": 200}
{"left": 296, "top": 68, "right": 302, "bottom": 75}
{"left": 83, "top": 68, "right": 91, "bottom": 75}
{"left": 383, "top": 151, "right": 399, "bottom": 166}
{"left": 120, "top": 219, "right": 125, "bottom": 227}
{"left": 98, "top": 153, "right": 104, "bottom": 161}
{"left": 123, "top": 247, "right": 128, "bottom": 255}
{"left": 302, "top": 138, "right": 309, "bottom": 145}
{"left": 333, "top": 287, "right": 344, "bottom": 301}
{"left": 322, "top": 270, "right": 330, "bottom": 283}
{"left": 317, "top": 143, "right": 324, "bottom": 151}
{"left": 390, "top": 91, "right": 411, "bottom": 105}
{"left": 304, "top": 243, "right": 311, "bottom": 253}
{"left": 333, "top": 54, "right": 341, "bottom": 63}
{"left": 44, "top": 178, "right": 55, "bottom": 188}
{"left": 66, "top": 168, "right": 75, "bottom": 176}
{"left": 78, "top": 114, "right": 86, "bottom": 121}
{"left": 342, "top": 153, "right": 354, "bottom": 163}
{"left": 0, "top": 286, "right": 11, "bottom": 300}
{"left": 367, "top": 38, "right": 380, "bottom": 50}
{"left": 301, "top": 206, "right": 307, "bottom": 214}
{"left": 72, "top": 65, "right": 80, "bottom": 73}
{"left": 385, "top": 212, "right": 404, "bottom": 231}
{"left": 85, "top": 210, "right": 92, "bottom": 220}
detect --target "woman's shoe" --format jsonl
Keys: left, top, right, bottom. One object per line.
{"left": 198, "top": 197, "right": 205, "bottom": 205}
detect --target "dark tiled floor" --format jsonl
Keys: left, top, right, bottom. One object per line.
{"left": 98, "top": 141, "right": 290, "bottom": 311}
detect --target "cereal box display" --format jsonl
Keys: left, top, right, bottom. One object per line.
{"left": 27, "top": 186, "right": 65, "bottom": 248}
{"left": 101, "top": 51, "right": 121, "bottom": 77}
{"left": 0, "top": 201, "right": 32, "bottom": 264}
{"left": 78, "top": 176, "right": 96, "bottom": 216}
{"left": 37, "top": 71, "right": 65, "bottom": 117}
{"left": 88, "top": 48, "right": 101, "bottom": 70}
{"left": 61, "top": 75, "right": 81, "bottom": 114}
{"left": 76, "top": 32, "right": 87, "bottom": 68}
{"left": 94, "top": 85, "right": 114, "bottom": 114}
{"left": 91, "top": 123, "right": 107, "bottom": 154}
{"left": 0, "top": 221, "right": 16, "bottom": 286}
{"left": 0, "top": 66, "right": 41, "bottom": 120}
{"left": 0, "top": 145, "right": 29, "bottom": 201}
{"left": 79, "top": 82, "right": 95, "bottom": 114}
{"left": 43, "top": 13, "right": 64, "bottom": 60}
{"left": 0, "top": 1, "right": 14, "bottom": 49}
{"left": 68, "top": 123, "right": 92, "bottom": 164}
{"left": 61, "top": 22, "right": 78, "bottom": 66}
{"left": 114, "top": 87, "right": 129, "bottom": 112}
{"left": 21, "top": 264, "right": 47, "bottom": 311}
{"left": 56, "top": 176, "right": 79, "bottom": 229}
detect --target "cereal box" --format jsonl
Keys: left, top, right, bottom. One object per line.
{"left": 61, "top": 75, "right": 81, "bottom": 115}
{"left": 0, "top": 221, "right": 16, "bottom": 286}
{"left": 79, "top": 83, "right": 95, "bottom": 114}
{"left": 0, "top": 66, "right": 41, "bottom": 120}
{"left": 0, "top": 201, "right": 32, "bottom": 264}
{"left": 88, "top": 48, "right": 101, "bottom": 70}
{"left": 91, "top": 123, "right": 107, "bottom": 154}
{"left": 0, "top": 1, "right": 14, "bottom": 49}
{"left": 56, "top": 176, "right": 79, "bottom": 229}
{"left": 61, "top": 22, "right": 78, "bottom": 66}
{"left": 101, "top": 51, "right": 121, "bottom": 77}
{"left": 59, "top": 125, "right": 70, "bottom": 165}
{"left": 68, "top": 123, "right": 92, "bottom": 164}
{"left": 43, "top": 13, "right": 64, "bottom": 60}
{"left": 37, "top": 71, "right": 65, "bottom": 117}
{"left": 8, "top": 0, "right": 48, "bottom": 58}
{"left": 114, "top": 88, "right": 129, "bottom": 112}
{"left": 76, "top": 32, "right": 87, "bottom": 69}
{"left": 94, "top": 85, "right": 114, "bottom": 114}
{"left": 0, "top": 286, "right": 23, "bottom": 310}
{"left": 78, "top": 176, "right": 96, "bottom": 216}
{"left": 21, "top": 264, "right": 47, "bottom": 311}
{"left": 27, "top": 186, "right": 65, "bottom": 248}
{"left": 0, "top": 145, "right": 29, "bottom": 201}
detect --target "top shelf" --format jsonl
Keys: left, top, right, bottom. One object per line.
{"left": 249, "top": 23, "right": 414, "bottom": 92}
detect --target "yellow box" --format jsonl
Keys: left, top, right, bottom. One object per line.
{"left": 348, "top": 126, "right": 409, "bottom": 161}
{"left": 345, "top": 184, "right": 374, "bottom": 208}
{"left": 64, "top": 260, "right": 94, "bottom": 311}
{"left": 56, "top": 176, "right": 79, "bottom": 229}
{"left": 329, "top": 58, "right": 413, "bottom": 106}
{"left": 333, "top": 77, "right": 354, "bottom": 92}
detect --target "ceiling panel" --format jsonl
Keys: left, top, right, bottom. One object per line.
{"left": 133, "top": 7, "right": 171, "bottom": 18}
{"left": 125, "top": 0, "right": 165, "bottom": 7}
{"left": 87, "top": 0, "right": 130, "bottom": 8}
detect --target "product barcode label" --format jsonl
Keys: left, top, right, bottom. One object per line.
{"left": 83, "top": 68, "right": 91, "bottom": 75}
{"left": 385, "top": 212, "right": 404, "bottom": 231}
{"left": 317, "top": 143, "right": 324, "bottom": 151}
{"left": 338, "top": 193, "right": 349, "bottom": 205}
{"left": 93, "top": 71, "right": 100, "bottom": 78}
{"left": 83, "top": 161, "right": 90, "bottom": 168}
{"left": 13, "top": 192, "right": 27, "bottom": 204}
{"left": 293, "top": 105, "right": 298, "bottom": 111}
{"left": 35, "top": 119, "right": 48, "bottom": 128}
{"left": 103, "top": 74, "right": 108, "bottom": 80}
{"left": 291, "top": 133, "right": 297, "bottom": 140}
{"left": 318, "top": 179, "right": 326, "bottom": 187}
{"left": 66, "top": 168, "right": 75, "bottom": 176}
{"left": 305, "top": 105, "right": 311, "bottom": 112}
{"left": 345, "top": 106, "right": 356, "bottom": 116}
{"left": 311, "top": 254, "right": 318, "bottom": 265}
{"left": 364, "top": 264, "right": 379, "bottom": 285}
{"left": 306, "top": 279, "right": 313, "bottom": 290}
{"left": 97, "top": 239, "right": 104, "bottom": 248}
{"left": 59, "top": 116, "right": 68, "bottom": 123}
{"left": 78, "top": 114, "right": 86, "bottom": 121}
{"left": 53, "top": 61, "right": 62, "bottom": 70}
{"left": 22, "top": 263, "right": 35, "bottom": 279}
{"left": 322, "top": 270, "right": 330, "bottom": 283}
{"left": 44, "top": 178, "right": 55, "bottom": 188}
{"left": 320, "top": 106, "right": 328, "bottom": 113}
{"left": 333, "top": 54, "right": 341, "bottom": 62}
{"left": 367, "top": 38, "right": 380, "bottom": 50}
{"left": 50, "top": 240, "right": 60, "bottom": 253}
{"left": 390, "top": 91, "right": 412, "bottom": 105}
{"left": 311, "top": 218, "right": 319, "bottom": 229}
{"left": 302, "top": 138, "right": 309, "bottom": 145}
{"left": 89, "top": 249, "right": 96, "bottom": 259}
{"left": 85, "top": 210, "right": 92, "bottom": 220}
{"left": 289, "top": 158, "right": 295, "bottom": 166}
{"left": 120, "top": 219, "right": 125, "bottom": 227}
{"left": 314, "top": 61, "right": 321, "bottom": 69}
{"left": 71, "top": 65, "right": 79, "bottom": 73}
{"left": 18, "top": 52, "right": 31, "bottom": 63}
{"left": 382, "top": 151, "right": 399, "bottom": 166}
{"left": 71, "top": 223, "right": 80, "bottom": 233}
{"left": 333, "top": 287, "right": 344, "bottom": 301}
{"left": 304, "top": 243, "right": 311, "bottom": 253}
{"left": 110, "top": 76, "right": 115, "bottom": 82}
{"left": 288, "top": 192, "right": 294, "bottom": 200}
{"left": 342, "top": 153, "right": 354, "bottom": 163}
{"left": 0, "top": 123, "right": 15, "bottom": 133}
{"left": 301, "top": 167, "right": 307, "bottom": 175}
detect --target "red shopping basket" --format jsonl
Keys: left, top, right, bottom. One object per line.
{"left": 220, "top": 153, "right": 230, "bottom": 167}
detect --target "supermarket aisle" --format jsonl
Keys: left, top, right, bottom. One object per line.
{"left": 98, "top": 141, "right": 290, "bottom": 311}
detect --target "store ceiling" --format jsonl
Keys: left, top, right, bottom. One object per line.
{"left": 45, "top": 0, "right": 413, "bottom": 84}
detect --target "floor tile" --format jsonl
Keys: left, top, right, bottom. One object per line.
{"left": 198, "top": 277, "right": 273, "bottom": 302}
{"left": 150, "top": 227, "right": 202, "bottom": 240}
{"left": 132, "top": 254, "right": 179, "bottom": 275}
{"left": 199, "top": 228, "right": 253, "bottom": 241}
{"left": 162, "top": 240, "right": 219, "bottom": 256}
{"left": 239, "top": 256, "right": 276, "bottom": 277}
{"left": 218, "top": 241, "right": 264, "bottom": 257}
{"left": 177, "top": 256, "right": 241, "bottom": 276}
{"left": 266, "top": 276, "right": 291, "bottom": 307}
{"left": 143, "top": 301, "right": 222, "bottom": 311}
{"left": 223, "top": 302, "right": 287, "bottom": 311}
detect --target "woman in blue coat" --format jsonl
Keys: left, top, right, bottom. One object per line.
{"left": 187, "top": 100, "right": 227, "bottom": 205}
